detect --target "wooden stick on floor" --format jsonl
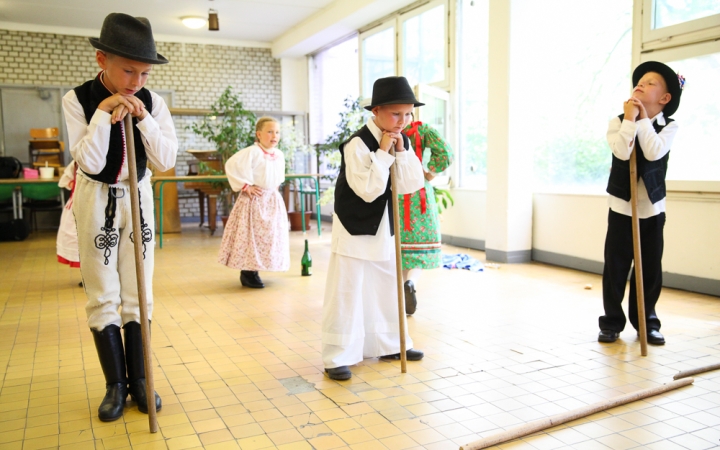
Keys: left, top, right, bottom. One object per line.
{"left": 629, "top": 146, "right": 648, "bottom": 356}
{"left": 674, "top": 362, "right": 720, "bottom": 380}
{"left": 459, "top": 378, "right": 694, "bottom": 450}
{"left": 389, "top": 147, "right": 408, "bottom": 373}
{"left": 123, "top": 114, "right": 159, "bottom": 433}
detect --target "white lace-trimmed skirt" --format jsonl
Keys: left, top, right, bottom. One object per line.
{"left": 218, "top": 188, "right": 290, "bottom": 271}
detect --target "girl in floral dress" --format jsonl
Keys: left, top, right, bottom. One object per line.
{"left": 57, "top": 160, "right": 82, "bottom": 286}
{"left": 218, "top": 117, "right": 290, "bottom": 288}
{"left": 399, "top": 121, "right": 453, "bottom": 314}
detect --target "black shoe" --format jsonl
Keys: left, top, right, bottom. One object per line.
{"left": 404, "top": 280, "right": 417, "bottom": 315}
{"left": 647, "top": 329, "right": 665, "bottom": 345}
{"left": 91, "top": 325, "right": 128, "bottom": 422}
{"left": 240, "top": 270, "right": 264, "bottom": 288}
{"left": 325, "top": 366, "right": 352, "bottom": 380}
{"left": 124, "top": 322, "right": 162, "bottom": 414}
{"left": 598, "top": 329, "right": 619, "bottom": 343}
{"left": 380, "top": 349, "right": 424, "bottom": 361}
{"left": 78, "top": 281, "right": 84, "bottom": 287}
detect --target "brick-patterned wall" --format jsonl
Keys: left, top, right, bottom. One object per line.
{"left": 0, "top": 29, "right": 282, "bottom": 219}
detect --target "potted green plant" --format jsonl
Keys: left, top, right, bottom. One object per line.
{"left": 189, "top": 87, "right": 256, "bottom": 221}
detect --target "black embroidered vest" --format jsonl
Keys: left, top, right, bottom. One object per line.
{"left": 606, "top": 114, "right": 673, "bottom": 204}
{"left": 73, "top": 75, "right": 151, "bottom": 184}
{"left": 334, "top": 125, "right": 410, "bottom": 236}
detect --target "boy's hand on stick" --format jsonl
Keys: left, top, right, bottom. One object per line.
{"left": 100, "top": 94, "right": 148, "bottom": 124}
{"left": 379, "top": 132, "right": 396, "bottom": 152}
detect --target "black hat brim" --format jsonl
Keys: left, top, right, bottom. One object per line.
{"left": 364, "top": 99, "right": 425, "bottom": 111}
{"left": 633, "top": 61, "right": 681, "bottom": 117}
{"left": 89, "top": 37, "right": 168, "bottom": 65}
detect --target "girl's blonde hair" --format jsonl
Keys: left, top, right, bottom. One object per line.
{"left": 255, "top": 116, "right": 279, "bottom": 133}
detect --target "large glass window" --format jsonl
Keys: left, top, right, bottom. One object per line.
{"left": 309, "top": 38, "right": 359, "bottom": 145}
{"left": 510, "top": 0, "right": 632, "bottom": 191}
{"left": 652, "top": 0, "right": 720, "bottom": 29}
{"left": 401, "top": 2, "right": 446, "bottom": 88}
{"left": 360, "top": 25, "right": 395, "bottom": 97}
{"left": 457, "top": 0, "right": 489, "bottom": 188}
{"left": 648, "top": 43, "right": 720, "bottom": 181}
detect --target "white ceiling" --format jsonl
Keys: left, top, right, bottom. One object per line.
{"left": 0, "top": 0, "right": 338, "bottom": 46}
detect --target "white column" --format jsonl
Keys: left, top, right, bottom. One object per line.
{"left": 485, "top": 0, "right": 532, "bottom": 263}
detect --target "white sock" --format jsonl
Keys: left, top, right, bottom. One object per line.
{"left": 405, "top": 268, "right": 422, "bottom": 285}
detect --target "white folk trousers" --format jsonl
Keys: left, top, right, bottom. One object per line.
{"left": 74, "top": 172, "right": 155, "bottom": 331}
{"left": 322, "top": 252, "right": 413, "bottom": 369}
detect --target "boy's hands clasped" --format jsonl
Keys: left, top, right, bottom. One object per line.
{"left": 623, "top": 97, "right": 647, "bottom": 122}
{"left": 379, "top": 131, "right": 405, "bottom": 153}
{"left": 99, "top": 93, "right": 148, "bottom": 124}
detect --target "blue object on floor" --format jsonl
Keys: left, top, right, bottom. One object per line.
{"left": 442, "top": 253, "right": 484, "bottom": 272}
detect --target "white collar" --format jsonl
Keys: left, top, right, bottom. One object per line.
{"left": 651, "top": 111, "right": 666, "bottom": 126}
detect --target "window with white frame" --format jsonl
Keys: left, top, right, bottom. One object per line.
{"left": 360, "top": 24, "right": 396, "bottom": 98}
{"left": 309, "top": 37, "right": 360, "bottom": 146}
{"left": 400, "top": 1, "right": 448, "bottom": 89}
{"left": 652, "top": 0, "right": 720, "bottom": 29}
{"left": 457, "top": 0, "right": 489, "bottom": 188}
{"left": 513, "top": 0, "right": 633, "bottom": 190}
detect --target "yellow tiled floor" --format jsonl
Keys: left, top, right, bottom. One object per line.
{"left": 1, "top": 223, "right": 720, "bottom": 449}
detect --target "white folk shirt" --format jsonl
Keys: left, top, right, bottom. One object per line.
{"left": 606, "top": 112, "right": 678, "bottom": 219}
{"left": 63, "top": 89, "right": 178, "bottom": 180}
{"left": 332, "top": 118, "right": 425, "bottom": 261}
{"left": 224, "top": 144, "right": 286, "bottom": 192}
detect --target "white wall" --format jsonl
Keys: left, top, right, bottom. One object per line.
{"left": 280, "top": 57, "right": 310, "bottom": 113}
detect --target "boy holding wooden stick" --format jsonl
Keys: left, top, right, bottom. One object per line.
{"left": 63, "top": 13, "right": 178, "bottom": 421}
{"left": 598, "top": 61, "right": 683, "bottom": 345}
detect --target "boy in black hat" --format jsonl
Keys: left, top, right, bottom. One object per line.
{"left": 598, "top": 61, "right": 684, "bottom": 345}
{"left": 322, "top": 76, "right": 426, "bottom": 380}
{"left": 62, "top": 13, "right": 177, "bottom": 421}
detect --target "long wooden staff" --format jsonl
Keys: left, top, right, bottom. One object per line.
{"left": 389, "top": 146, "right": 408, "bottom": 373}
{"left": 630, "top": 145, "right": 648, "bottom": 356}
{"left": 123, "top": 114, "right": 159, "bottom": 432}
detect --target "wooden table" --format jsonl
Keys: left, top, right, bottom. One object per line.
{"left": 152, "top": 174, "right": 321, "bottom": 248}
{"left": 0, "top": 177, "right": 62, "bottom": 219}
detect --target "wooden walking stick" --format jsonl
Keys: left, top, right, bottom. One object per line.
{"left": 459, "top": 377, "right": 694, "bottom": 450}
{"left": 123, "top": 114, "right": 159, "bottom": 432}
{"left": 629, "top": 145, "right": 648, "bottom": 356}
{"left": 389, "top": 146, "right": 408, "bottom": 373}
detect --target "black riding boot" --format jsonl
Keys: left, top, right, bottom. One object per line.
{"left": 124, "top": 321, "right": 162, "bottom": 414}
{"left": 91, "top": 325, "right": 128, "bottom": 422}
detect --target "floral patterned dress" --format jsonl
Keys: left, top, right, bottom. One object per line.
{"left": 399, "top": 122, "right": 453, "bottom": 269}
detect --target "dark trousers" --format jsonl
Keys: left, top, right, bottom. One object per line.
{"left": 599, "top": 209, "right": 665, "bottom": 332}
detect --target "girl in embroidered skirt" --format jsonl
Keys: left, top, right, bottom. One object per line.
{"left": 56, "top": 160, "right": 82, "bottom": 285}
{"left": 399, "top": 121, "right": 453, "bottom": 314}
{"left": 218, "top": 117, "right": 290, "bottom": 288}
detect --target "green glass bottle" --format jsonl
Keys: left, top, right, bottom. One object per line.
{"left": 301, "top": 239, "right": 312, "bottom": 276}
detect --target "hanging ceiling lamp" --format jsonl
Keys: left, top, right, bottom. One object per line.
{"left": 181, "top": 16, "right": 207, "bottom": 29}
{"left": 208, "top": 8, "right": 219, "bottom": 31}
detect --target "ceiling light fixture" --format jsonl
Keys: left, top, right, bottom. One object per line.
{"left": 208, "top": 9, "right": 219, "bottom": 31}
{"left": 181, "top": 16, "right": 207, "bottom": 29}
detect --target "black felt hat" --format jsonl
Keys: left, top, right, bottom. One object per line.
{"left": 89, "top": 13, "right": 168, "bottom": 65}
{"left": 364, "top": 76, "right": 424, "bottom": 111}
{"left": 633, "top": 61, "right": 682, "bottom": 117}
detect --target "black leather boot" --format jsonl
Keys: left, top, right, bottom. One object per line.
{"left": 124, "top": 321, "right": 162, "bottom": 414}
{"left": 91, "top": 325, "right": 128, "bottom": 422}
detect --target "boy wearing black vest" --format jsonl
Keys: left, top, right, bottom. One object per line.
{"left": 322, "top": 77, "right": 426, "bottom": 381}
{"left": 598, "top": 61, "right": 683, "bottom": 345}
{"left": 62, "top": 13, "right": 178, "bottom": 421}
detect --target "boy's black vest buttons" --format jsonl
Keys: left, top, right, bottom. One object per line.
{"left": 606, "top": 114, "right": 673, "bottom": 205}
{"left": 334, "top": 125, "right": 409, "bottom": 236}
{"left": 74, "top": 75, "right": 151, "bottom": 184}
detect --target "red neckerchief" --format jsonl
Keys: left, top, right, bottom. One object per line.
{"left": 402, "top": 121, "right": 427, "bottom": 231}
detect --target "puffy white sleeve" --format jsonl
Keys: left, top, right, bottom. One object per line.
{"left": 343, "top": 137, "right": 393, "bottom": 203}
{"left": 224, "top": 147, "right": 256, "bottom": 192}
{"left": 135, "top": 92, "right": 178, "bottom": 172}
{"left": 63, "top": 90, "right": 113, "bottom": 175}
{"left": 636, "top": 119, "right": 678, "bottom": 161}
{"left": 606, "top": 116, "right": 637, "bottom": 161}
{"left": 392, "top": 149, "right": 424, "bottom": 195}
{"left": 58, "top": 161, "right": 76, "bottom": 189}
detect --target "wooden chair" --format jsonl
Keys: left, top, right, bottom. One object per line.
{"left": 29, "top": 127, "right": 64, "bottom": 173}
